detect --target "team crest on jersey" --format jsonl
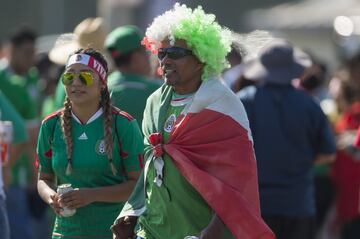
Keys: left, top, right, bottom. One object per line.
{"left": 164, "top": 114, "right": 176, "bottom": 133}
{"left": 95, "top": 139, "right": 106, "bottom": 155}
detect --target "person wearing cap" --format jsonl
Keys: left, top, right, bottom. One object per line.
{"left": 104, "top": 25, "right": 160, "bottom": 127}
{"left": 111, "top": 4, "right": 274, "bottom": 239}
{"left": 36, "top": 48, "right": 144, "bottom": 239}
{"left": 237, "top": 39, "right": 336, "bottom": 239}
{"left": 0, "top": 26, "right": 41, "bottom": 239}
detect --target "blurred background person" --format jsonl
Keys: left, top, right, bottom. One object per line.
{"left": 0, "top": 89, "right": 29, "bottom": 239}
{"left": 238, "top": 39, "right": 336, "bottom": 239}
{"left": 104, "top": 25, "right": 160, "bottom": 127}
{"left": 221, "top": 41, "right": 244, "bottom": 91}
{"left": 0, "top": 25, "right": 42, "bottom": 239}
{"left": 35, "top": 53, "right": 64, "bottom": 119}
{"left": 293, "top": 55, "right": 329, "bottom": 102}
{"left": 292, "top": 54, "right": 337, "bottom": 237}
{"left": 0, "top": 40, "right": 5, "bottom": 63}
{"left": 329, "top": 53, "right": 360, "bottom": 239}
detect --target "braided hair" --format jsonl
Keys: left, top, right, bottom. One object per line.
{"left": 61, "top": 48, "right": 118, "bottom": 175}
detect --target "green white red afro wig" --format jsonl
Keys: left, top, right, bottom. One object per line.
{"left": 142, "top": 3, "right": 232, "bottom": 80}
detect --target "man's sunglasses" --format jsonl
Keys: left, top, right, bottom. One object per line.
{"left": 61, "top": 71, "right": 94, "bottom": 86}
{"left": 157, "top": 47, "right": 192, "bottom": 61}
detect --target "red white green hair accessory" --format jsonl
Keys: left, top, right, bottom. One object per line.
{"left": 141, "top": 3, "right": 232, "bottom": 81}
{"left": 66, "top": 53, "right": 107, "bottom": 84}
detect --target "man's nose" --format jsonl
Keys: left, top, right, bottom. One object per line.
{"left": 159, "top": 54, "right": 171, "bottom": 66}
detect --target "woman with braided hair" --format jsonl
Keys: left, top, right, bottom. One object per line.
{"left": 36, "top": 48, "right": 144, "bottom": 239}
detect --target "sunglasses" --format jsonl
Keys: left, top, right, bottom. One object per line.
{"left": 157, "top": 47, "right": 193, "bottom": 61}
{"left": 61, "top": 71, "right": 94, "bottom": 86}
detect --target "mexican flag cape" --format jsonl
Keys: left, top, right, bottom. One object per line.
{"left": 118, "top": 79, "right": 275, "bottom": 239}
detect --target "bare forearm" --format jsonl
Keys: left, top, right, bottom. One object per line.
{"left": 89, "top": 180, "right": 137, "bottom": 203}
{"left": 37, "top": 179, "right": 56, "bottom": 204}
{"left": 314, "top": 153, "right": 336, "bottom": 165}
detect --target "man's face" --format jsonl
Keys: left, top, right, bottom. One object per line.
{"left": 159, "top": 39, "right": 203, "bottom": 94}
{"left": 10, "top": 41, "right": 35, "bottom": 74}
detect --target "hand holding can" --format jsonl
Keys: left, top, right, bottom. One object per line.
{"left": 57, "top": 184, "right": 77, "bottom": 217}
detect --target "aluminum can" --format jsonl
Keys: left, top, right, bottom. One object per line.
{"left": 0, "top": 121, "right": 13, "bottom": 165}
{"left": 57, "top": 184, "right": 76, "bottom": 217}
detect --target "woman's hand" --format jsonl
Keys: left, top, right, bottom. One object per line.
{"left": 58, "top": 188, "right": 94, "bottom": 209}
{"left": 49, "top": 193, "right": 62, "bottom": 215}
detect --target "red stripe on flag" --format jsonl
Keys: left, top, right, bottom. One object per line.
{"left": 164, "top": 109, "right": 274, "bottom": 238}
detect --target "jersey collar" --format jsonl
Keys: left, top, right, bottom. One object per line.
{"left": 71, "top": 108, "right": 103, "bottom": 125}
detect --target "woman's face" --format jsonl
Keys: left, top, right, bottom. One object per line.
{"left": 62, "top": 63, "right": 103, "bottom": 107}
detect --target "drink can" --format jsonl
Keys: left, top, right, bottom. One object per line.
{"left": 0, "top": 121, "right": 13, "bottom": 165}
{"left": 57, "top": 184, "right": 76, "bottom": 217}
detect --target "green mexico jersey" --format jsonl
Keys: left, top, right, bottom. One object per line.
{"left": 37, "top": 107, "right": 144, "bottom": 239}
{"left": 108, "top": 71, "right": 160, "bottom": 128}
{"left": 0, "top": 67, "right": 39, "bottom": 186}
{"left": 0, "top": 68, "right": 37, "bottom": 121}
{"left": 0, "top": 90, "right": 28, "bottom": 144}
{"left": 0, "top": 90, "right": 29, "bottom": 197}
{"left": 138, "top": 92, "right": 213, "bottom": 239}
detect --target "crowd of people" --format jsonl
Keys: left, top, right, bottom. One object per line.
{"left": 0, "top": 2, "right": 359, "bottom": 239}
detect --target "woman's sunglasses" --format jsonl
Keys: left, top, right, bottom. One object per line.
{"left": 157, "top": 47, "right": 193, "bottom": 61}
{"left": 61, "top": 71, "right": 94, "bottom": 86}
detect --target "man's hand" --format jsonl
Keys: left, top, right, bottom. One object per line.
{"left": 111, "top": 216, "right": 137, "bottom": 239}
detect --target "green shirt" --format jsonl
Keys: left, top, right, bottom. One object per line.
{"left": 108, "top": 71, "right": 160, "bottom": 127}
{"left": 0, "top": 68, "right": 38, "bottom": 121}
{"left": 0, "top": 67, "right": 39, "bottom": 186}
{"left": 0, "top": 90, "right": 29, "bottom": 197}
{"left": 138, "top": 92, "right": 213, "bottom": 239}
{"left": 0, "top": 90, "right": 28, "bottom": 144}
{"left": 37, "top": 108, "right": 144, "bottom": 239}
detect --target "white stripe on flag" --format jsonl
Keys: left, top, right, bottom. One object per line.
{"left": 187, "top": 79, "right": 253, "bottom": 142}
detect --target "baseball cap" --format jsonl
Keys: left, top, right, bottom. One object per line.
{"left": 104, "top": 25, "right": 143, "bottom": 57}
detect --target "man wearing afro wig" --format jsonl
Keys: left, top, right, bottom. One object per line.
{"left": 111, "top": 3, "right": 274, "bottom": 239}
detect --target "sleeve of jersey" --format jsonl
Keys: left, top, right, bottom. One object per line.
{"left": 117, "top": 118, "right": 145, "bottom": 173}
{"left": 36, "top": 121, "right": 54, "bottom": 174}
